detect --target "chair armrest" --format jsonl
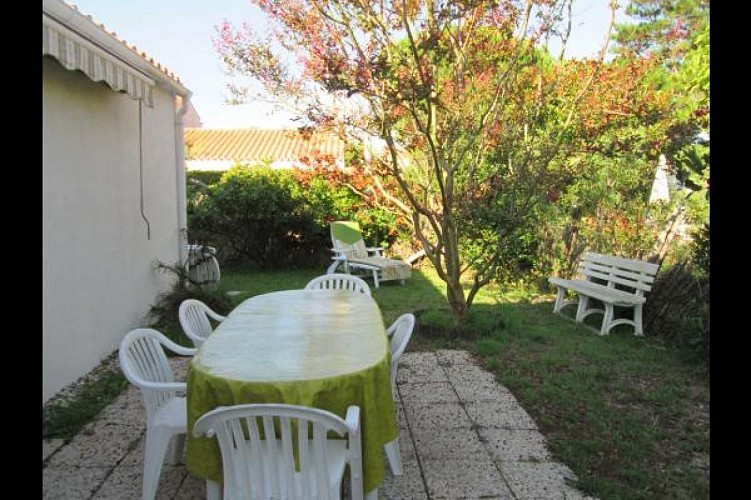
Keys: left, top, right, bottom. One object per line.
{"left": 161, "top": 337, "right": 198, "bottom": 357}
{"left": 130, "top": 378, "right": 187, "bottom": 393}
{"left": 331, "top": 249, "right": 350, "bottom": 260}
{"left": 206, "top": 309, "right": 226, "bottom": 322}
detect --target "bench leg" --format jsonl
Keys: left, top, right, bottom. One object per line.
{"left": 553, "top": 287, "right": 567, "bottom": 313}
{"left": 575, "top": 295, "right": 590, "bottom": 322}
{"left": 600, "top": 304, "right": 614, "bottom": 335}
{"left": 633, "top": 304, "right": 644, "bottom": 336}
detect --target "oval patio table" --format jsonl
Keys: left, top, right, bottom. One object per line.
{"left": 186, "top": 289, "right": 398, "bottom": 499}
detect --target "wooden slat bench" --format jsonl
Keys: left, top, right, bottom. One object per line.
{"left": 548, "top": 252, "right": 660, "bottom": 336}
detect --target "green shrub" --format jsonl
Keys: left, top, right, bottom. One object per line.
{"left": 188, "top": 166, "right": 329, "bottom": 268}
{"left": 643, "top": 261, "right": 708, "bottom": 364}
{"left": 692, "top": 222, "right": 709, "bottom": 277}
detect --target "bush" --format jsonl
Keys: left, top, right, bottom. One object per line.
{"left": 692, "top": 222, "right": 709, "bottom": 277}
{"left": 188, "top": 166, "right": 329, "bottom": 268}
{"left": 643, "top": 261, "right": 708, "bottom": 363}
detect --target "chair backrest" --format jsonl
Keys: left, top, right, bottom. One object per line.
{"left": 179, "top": 299, "right": 225, "bottom": 347}
{"left": 304, "top": 274, "right": 372, "bottom": 296}
{"left": 387, "top": 314, "right": 416, "bottom": 388}
{"left": 193, "top": 403, "right": 363, "bottom": 500}
{"left": 330, "top": 221, "right": 368, "bottom": 259}
{"left": 119, "top": 328, "right": 183, "bottom": 422}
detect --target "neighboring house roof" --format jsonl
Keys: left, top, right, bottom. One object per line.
{"left": 184, "top": 101, "right": 202, "bottom": 128}
{"left": 42, "top": 0, "right": 190, "bottom": 106}
{"left": 185, "top": 128, "right": 346, "bottom": 165}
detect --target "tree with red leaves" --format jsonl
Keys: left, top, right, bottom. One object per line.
{"left": 215, "top": 0, "right": 627, "bottom": 326}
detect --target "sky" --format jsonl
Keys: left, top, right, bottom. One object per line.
{"left": 70, "top": 0, "right": 631, "bottom": 129}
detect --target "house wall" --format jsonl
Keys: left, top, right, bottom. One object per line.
{"left": 43, "top": 57, "right": 181, "bottom": 403}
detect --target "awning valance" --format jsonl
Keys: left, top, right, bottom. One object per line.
{"left": 43, "top": 14, "right": 155, "bottom": 107}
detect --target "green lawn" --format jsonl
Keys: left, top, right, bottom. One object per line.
{"left": 220, "top": 264, "right": 709, "bottom": 500}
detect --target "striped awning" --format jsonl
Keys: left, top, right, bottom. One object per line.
{"left": 43, "top": 14, "right": 155, "bottom": 107}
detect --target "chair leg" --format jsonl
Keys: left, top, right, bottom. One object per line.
{"left": 142, "top": 427, "right": 173, "bottom": 500}
{"left": 633, "top": 304, "right": 644, "bottom": 336}
{"left": 384, "top": 438, "right": 403, "bottom": 475}
{"left": 365, "top": 488, "right": 378, "bottom": 500}
{"left": 575, "top": 295, "right": 589, "bottom": 322}
{"left": 600, "top": 304, "right": 614, "bottom": 336}
{"left": 553, "top": 287, "right": 566, "bottom": 313}
{"left": 166, "top": 434, "right": 185, "bottom": 465}
{"left": 372, "top": 269, "right": 379, "bottom": 288}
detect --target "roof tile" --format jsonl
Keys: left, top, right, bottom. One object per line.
{"left": 184, "top": 129, "right": 346, "bottom": 163}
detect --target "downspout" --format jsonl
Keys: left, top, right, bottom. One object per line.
{"left": 174, "top": 92, "right": 191, "bottom": 265}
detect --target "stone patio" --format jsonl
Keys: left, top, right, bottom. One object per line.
{"left": 43, "top": 350, "right": 596, "bottom": 499}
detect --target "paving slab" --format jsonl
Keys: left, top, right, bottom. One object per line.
{"left": 46, "top": 422, "right": 142, "bottom": 468}
{"left": 43, "top": 466, "right": 110, "bottom": 499}
{"left": 173, "top": 472, "right": 207, "bottom": 500}
{"left": 402, "top": 402, "right": 471, "bottom": 429}
{"left": 420, "top": 458, "right": 514, "bottom": 499}
{"left": 411, "top": 426, "right": 487, "bottom": 460}
{"left": 90, "top": 464, "right": 185, "bottom": 499}
{"left": 498, "top": 460, "right": 578, "bottom": 500}
{"left": 389, "top": 429, "right": 418, "bottom": 459}
{"left": 443, "top": 363, "right": 498, "bottom": 383}
{"left": 398, "top": 351, "right": 439, "bottom": 367}
{"left": 96, "top": 393, "right": 148, "bottom": 431}
{"left": 451, "top": 379, "right": 517, "bottom": 402}
{"left": 395, "top": 399, "right": 409, "bottom": 429}
{"left": 435, "top": 349, "right": 478, "bottom": 366}
{"left": 398, "top": 381, "right": 459, "bottom": 404}
{"left": 43, "top": 438, "right": 66, "bottom": 463}
{"left": 396, "top": 360, "right": 449, "bottom": 384}
{"left": 464, "top": 400, "right": 538, "bottom": 430}
{"left": 478, "top": 428, "right": 552, "bottom": 462}
{"left": 379, "top": 453, "right": 429, "bottom": 499}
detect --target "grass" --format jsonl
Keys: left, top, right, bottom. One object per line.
{"left": 43, "top": 263, "right": 709, "bottom": 499}
{"left": 42, "top": 354, "right": 128, "bottom": 441}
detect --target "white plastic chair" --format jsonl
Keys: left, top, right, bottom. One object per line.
{"left": 386, "top": 313, "right": 417, "bottom": 390}
{"left": 383, "top": 313, "right": 416, "bottom": 476}
{"left": 178, "top": 299, "right": 226, "bottom": 348}
{"left": 193, "top": 403, "right": 364, "bottom": 500}
{"left": 304, "top": 273, "right": 372, "bottom": 296}
{"left": 327, "top": 221, "right": 411, "bottom": 288}
{"left": 119, "top": 328, "right": 196, "bottom": 500}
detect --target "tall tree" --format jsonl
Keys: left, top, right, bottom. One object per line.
{"left": 215, "top": 0, "right": 621, "bottom": 325}
{"left": 615, "top": 0, "right": 709, "bottom": 224}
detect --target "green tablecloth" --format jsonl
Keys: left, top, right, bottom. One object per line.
{"left": 186, "top": 289, "right": 398, "bottom": 494}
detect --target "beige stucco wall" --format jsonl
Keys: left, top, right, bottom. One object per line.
{"left": 43, "top": 57, "right": 182, "bottom": 403}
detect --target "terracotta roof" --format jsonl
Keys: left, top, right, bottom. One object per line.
{"left": 59, "top": 1, "right": 184, "bottom": 86}
{"left": 184, "top": 129, "right": 346, "bottom": 163}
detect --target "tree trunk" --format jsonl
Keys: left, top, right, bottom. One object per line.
{"left": 446, "top": 277, "right": 468, "bottom": 326}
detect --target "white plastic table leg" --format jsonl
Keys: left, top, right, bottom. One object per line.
{"left": 206, "top": 480, "right": 220, "bottom": 500}
{"left": 384, "top": 438, "right": 403, "bottom": 475}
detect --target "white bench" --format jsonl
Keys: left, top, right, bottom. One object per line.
{"left": 548, "top": 252, "right": 660, "bottom": 336}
